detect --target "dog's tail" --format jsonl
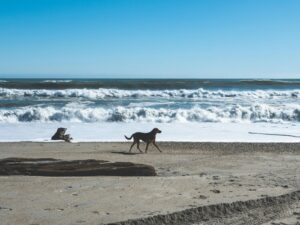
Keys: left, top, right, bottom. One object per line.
{"left": 124, "top": 135, "right": 133, "bottom": 140}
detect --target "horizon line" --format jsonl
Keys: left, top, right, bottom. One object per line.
{"left": 0, "top": 74, "right": 299, "bottom": 80}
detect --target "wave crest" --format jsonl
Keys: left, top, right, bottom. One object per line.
{"left": 1, "top": 104, "right": 300, "bottom": 123}
{"left": 0, "top": 88, "right": 299, "bottom": 100}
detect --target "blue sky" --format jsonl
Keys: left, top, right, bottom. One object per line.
{"left": 0, "top": 0, "right": 299, "bottom": 78}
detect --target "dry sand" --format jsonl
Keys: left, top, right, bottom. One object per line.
{"left": 0, "top": 142, "right": 299, "bottom": 225}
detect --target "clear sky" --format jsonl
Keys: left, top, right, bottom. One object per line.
{"left": 0, "top": 0, "right": 299, "bottom": 78}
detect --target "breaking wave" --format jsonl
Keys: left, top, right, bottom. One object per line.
{"left": 1, "top": 104, "right": 300, "bottom": 123}
{"left": 0, "top": 88, "right": 299, "bottom": 100}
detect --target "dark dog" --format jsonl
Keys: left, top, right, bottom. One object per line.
{"left": 125, "top": 128, "right": 162, "bottom": 153}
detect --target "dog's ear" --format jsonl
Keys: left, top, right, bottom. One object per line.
{"left": 153, "top": 128, "right": 162, "bottom": 133}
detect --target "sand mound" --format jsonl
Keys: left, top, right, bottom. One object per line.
{"left": 107, "top": 190, "right": 300, "bottom": 225}
{"left": 0, "top": 157, "right": 156, "bottom": 176}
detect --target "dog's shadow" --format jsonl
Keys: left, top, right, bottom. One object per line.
{"left": 110, "top": 151, "right": 141, "bottom": 155}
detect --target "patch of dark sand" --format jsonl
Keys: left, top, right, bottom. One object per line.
{"left": 0, "top": 157, "right": 156, "bottom": 176}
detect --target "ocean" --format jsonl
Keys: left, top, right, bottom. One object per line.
{"left": 0, "top": 78, "right": 300, "bottom": 142}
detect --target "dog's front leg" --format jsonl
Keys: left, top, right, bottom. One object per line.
{"left": 136, "top": 140, "right": 143, "bottom": 153}
{"left": 145, "top": 142, "right": 150, "bottom": 153}
{"left": 153, "top": 141, "right": 162, "bottom": 152}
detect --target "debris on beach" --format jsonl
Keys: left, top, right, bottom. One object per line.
{"left": 51, "top": 127, "right": 73, "bottom": 142}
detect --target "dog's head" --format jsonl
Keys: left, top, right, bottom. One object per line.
{"left": 152, "top": 128, "right": 162, "bottom": 134}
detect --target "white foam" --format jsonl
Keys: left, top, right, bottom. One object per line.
{"left": 0, "top": 122, "right": 299, "bottom": 142}
{"left": 0, "top": 103, "right": 300, "bottom": 123}
{"left": 1, "top": 87, "right": 299, "bottom": 100}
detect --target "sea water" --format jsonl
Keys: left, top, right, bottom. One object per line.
{"left": 0, "top": 79, "right": 299, "bottom": 142}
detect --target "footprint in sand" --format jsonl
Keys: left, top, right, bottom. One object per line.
{"left": 199, "top": 195, "right": 207, "bottom": 199}
{"left": 212, "top": 176, "right": 220, "bottom": 180}
{"left": 209, "top": 182, "right": 221, "bottom": 186}
{"left": 0, "top": 206, "right": 12, "bottom": 211}
{"left": 44, "top": 208, "right": 64, "bottom": 211}
{"left": 199, "top": 172, "right": 207, "bottom": 177}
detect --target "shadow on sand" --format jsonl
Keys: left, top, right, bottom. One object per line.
{"left": 111, "top": 151, "right": 141, "bottom": 155}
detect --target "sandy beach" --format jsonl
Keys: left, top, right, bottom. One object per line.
{"left": 0, "top": 142, "right": 299, "bottom": 225}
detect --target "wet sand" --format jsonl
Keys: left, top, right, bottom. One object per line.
{"left": 0, "top": 142, "right": 299, "bottom": 225}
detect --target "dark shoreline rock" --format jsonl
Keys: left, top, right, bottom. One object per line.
{"left": 0, "top": 158, "right": 156, "bottom": 176}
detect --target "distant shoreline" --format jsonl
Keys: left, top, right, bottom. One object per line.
{"left": 1, "top": 142, "right": 300, "bottom": 153}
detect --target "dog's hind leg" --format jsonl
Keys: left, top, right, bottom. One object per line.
{"left": 153, "top": 141, "right": 162, "bottom": 152}
{"left": 129, "top": 141, "right": 136, "bottom": 152}
{"left": 136, "top": 140, "right": 143, "bottom": 153}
